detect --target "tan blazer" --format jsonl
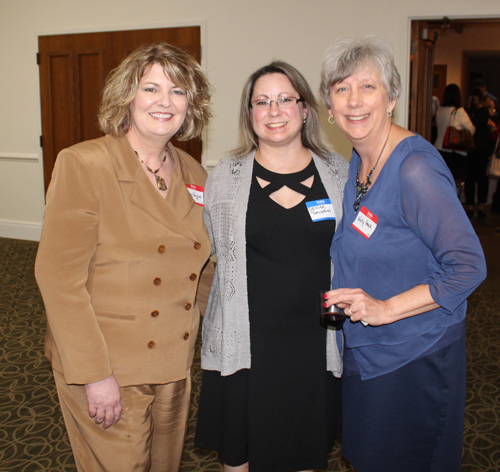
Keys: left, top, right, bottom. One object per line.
{"left": 35, "top": 135, "right": 212, "bottom": 387}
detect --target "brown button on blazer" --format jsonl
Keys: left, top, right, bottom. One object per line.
{"left": 35, "top": 135, "right": 212, "bottom": 387}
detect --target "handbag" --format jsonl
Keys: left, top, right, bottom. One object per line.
{"left": 487, "top": 137, "right": 500, "bottom": 178}
{"left": 442, "top": 109, "right": 475, "bottom": 152}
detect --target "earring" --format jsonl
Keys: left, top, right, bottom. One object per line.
{"left": 303, "top": 117, "right": 306, "bottom": 124}
{"left": 387, "top": 110, "right": 393, "bottom": 118}
{"left": 328, "top": 116, "right": 336, "bottom": 125}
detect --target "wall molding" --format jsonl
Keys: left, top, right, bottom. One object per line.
{"left": 0, "top": 219, "right": 42, "bottom": 241}
{"left": 0, "top": 153, "right": 39, "bottom": 162}
{"left": 205, "top": 160, "right": 219, "bottom": 173}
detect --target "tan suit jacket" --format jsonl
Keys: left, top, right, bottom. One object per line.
{"left": 35, "top": 135, "right": 211, "bottom": 387}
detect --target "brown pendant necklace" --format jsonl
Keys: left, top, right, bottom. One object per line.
{"left": 134, "top": 150, "right": 168, "bottom": 191}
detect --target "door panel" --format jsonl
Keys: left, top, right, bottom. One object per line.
{"left": 432, "top": 64, "right": 447, "bottom": 105}
{"left": 39, "top": 27, "right": 201, "bottom": 192}
{"left": 78, "top": 52, "right": 106, "bottom": 142}
{"left": 112, "top": 28, "right": 201, "bottom": 63}
{"left": 44, "top": 53, "right": 76, "bottom": 188}
{"left": 409, "top": 20, "right": 436, "bottom": 142}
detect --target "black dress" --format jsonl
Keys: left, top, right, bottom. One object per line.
{"left": 465, "top": 106, "right": 496, "bottom": 206}
{"left": 195, "top": 159, "right": 341, "bottom": 471}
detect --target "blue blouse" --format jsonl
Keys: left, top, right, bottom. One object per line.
{"left": 331, "top": 134, "right": 486, "bottom": 380}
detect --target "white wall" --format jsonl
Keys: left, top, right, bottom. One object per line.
{"left": 1, "top": 0, "right": 499, "bottom": 240}
{"left": 434, "top": 22, "right": 500, "bottom": 87}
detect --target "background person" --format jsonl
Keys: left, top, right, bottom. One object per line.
{"left": 490, "top": 121, "right": 500, "bottom": 214}
{"left": 471, "top": 77, "right": 498, "bottom": 112}
{"left": 465, "top": 86, "right": 497, "bottom": 217}
{"left": 321, "top": 36, "right": 486, "bottom": 472}
{"left": 430, "top": 94, "right": 439, "bottom": 144}
{"left": 434, "top": 83, "right": 475, "bottom": 183}
{"left": 35, "top": 42, "right": 213, "bottom": 472}
{"left": 195, "top": 61, "right": 348, "bottom": 472}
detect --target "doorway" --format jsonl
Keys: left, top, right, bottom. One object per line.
{"left": 38, "top": 26, "right": 201, "bottom": 192}
{"left": 408, "top": 18, "right": 500, "bottom": 141}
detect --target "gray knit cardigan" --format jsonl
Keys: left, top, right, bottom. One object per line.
{"left": 201, "top": 149, "right": 349, "bottom": 377}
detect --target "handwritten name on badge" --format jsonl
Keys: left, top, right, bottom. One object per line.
{"left": 352, "top": 206, "right": 378, "bottom": 239}
{"left": 306, "top": 199, "right": 336, "bottom": 222}
{"left": 186, "top": 184, "right": 204, "bottom": 206}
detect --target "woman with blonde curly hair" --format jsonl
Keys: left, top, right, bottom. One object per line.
{"left": 35, "top": 42, "right": 214, "bottom": 472}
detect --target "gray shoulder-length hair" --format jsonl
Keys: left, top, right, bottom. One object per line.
{"left": 232, "top": 61, "right": 330, "bottom": 159}
{"left": 320, "top": 36, "right": 402, "bottom": 109}
{"left": 98, "top": 42, "right": 213, "bottom": 140}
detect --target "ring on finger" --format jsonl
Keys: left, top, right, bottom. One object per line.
{"left": 346, "top": 307, "right": 353, "bottom": 316}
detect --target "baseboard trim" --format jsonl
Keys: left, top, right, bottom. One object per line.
{"left": 0, "top": 220, "right": 42, "bottom": 241}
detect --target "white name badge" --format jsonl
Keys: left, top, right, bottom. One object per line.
{"left": 186, "top": 184, "right": 204, "bottom": 206}
{"left": 352, "top": 206, "right": 378, "bottom": 239}
{"left": 306, "top": 199, "right": 336, "bottom": 222}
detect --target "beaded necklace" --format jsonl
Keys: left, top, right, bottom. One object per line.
{"left": 135, "top": 150, "right": 168, "bottom": 191}
{"left": 353, "top": 124, "right": 392, "bottom": 213}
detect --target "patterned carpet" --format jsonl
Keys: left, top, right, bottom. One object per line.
{"left": 0, "top": 236, "right": 499, "bottom": 471}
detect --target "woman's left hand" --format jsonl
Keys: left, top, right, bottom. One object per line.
{"left": 84, "top": 374, "right": 122, "bottom": 429}
{"left": 325, "top": 288, "right": 388, "bottom": 326}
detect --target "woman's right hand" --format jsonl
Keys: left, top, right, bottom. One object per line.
{"left": 325, "top": 288, "right": 388, "bottom": 326}
{"left": 84, "top": 374, "right": 122, "bottom": 429}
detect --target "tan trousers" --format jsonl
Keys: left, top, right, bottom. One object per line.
{"left": 53, "top": 369, "right": 191, "bottom": 472}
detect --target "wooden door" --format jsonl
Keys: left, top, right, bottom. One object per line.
{"left": 408, "top": 21, "right": 436, "bottom": 142}
{"left": 38, "top": 27, "right": 201, "bottom": 192}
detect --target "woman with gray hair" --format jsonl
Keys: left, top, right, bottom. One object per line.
{"left": 195, "top": 61, "right": 347, "bottom": 471}
{"left": 321, "top": 36, "right": 486, "bottom": 471}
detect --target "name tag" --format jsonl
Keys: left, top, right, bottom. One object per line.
{"left": 306, "top": 199, "right": 336, "bottom": 222}
{"left": 186, "top": 184, "right": 204, "bottom": 206}
{"left": 352, "top": 206, "right": 378, "bottom": 239}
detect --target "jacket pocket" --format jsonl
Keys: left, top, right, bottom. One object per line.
{"left": 95, "top": 311, "right": 136, "bottom": 320}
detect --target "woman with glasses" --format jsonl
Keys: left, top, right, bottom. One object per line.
{"left": 195, "top": 61, "right": 348, "bottom": 471}
{"left": 321, "top": 36, "right": 486, "bottom": 472}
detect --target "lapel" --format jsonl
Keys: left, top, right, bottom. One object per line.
{"left": 108, "top": 135, "right": 202, "bottom": 241}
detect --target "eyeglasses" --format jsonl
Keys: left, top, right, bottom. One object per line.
{"left": 250, "top": 97, "right": 302, "bottom": 110}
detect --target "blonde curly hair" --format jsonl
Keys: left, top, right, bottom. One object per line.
{"left": 98, "top": 42, "right": 212, "bottom": 140}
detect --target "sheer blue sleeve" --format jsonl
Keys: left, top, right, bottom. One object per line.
{"left": 399, "top": 151, "right": 486, "bottom": 312}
